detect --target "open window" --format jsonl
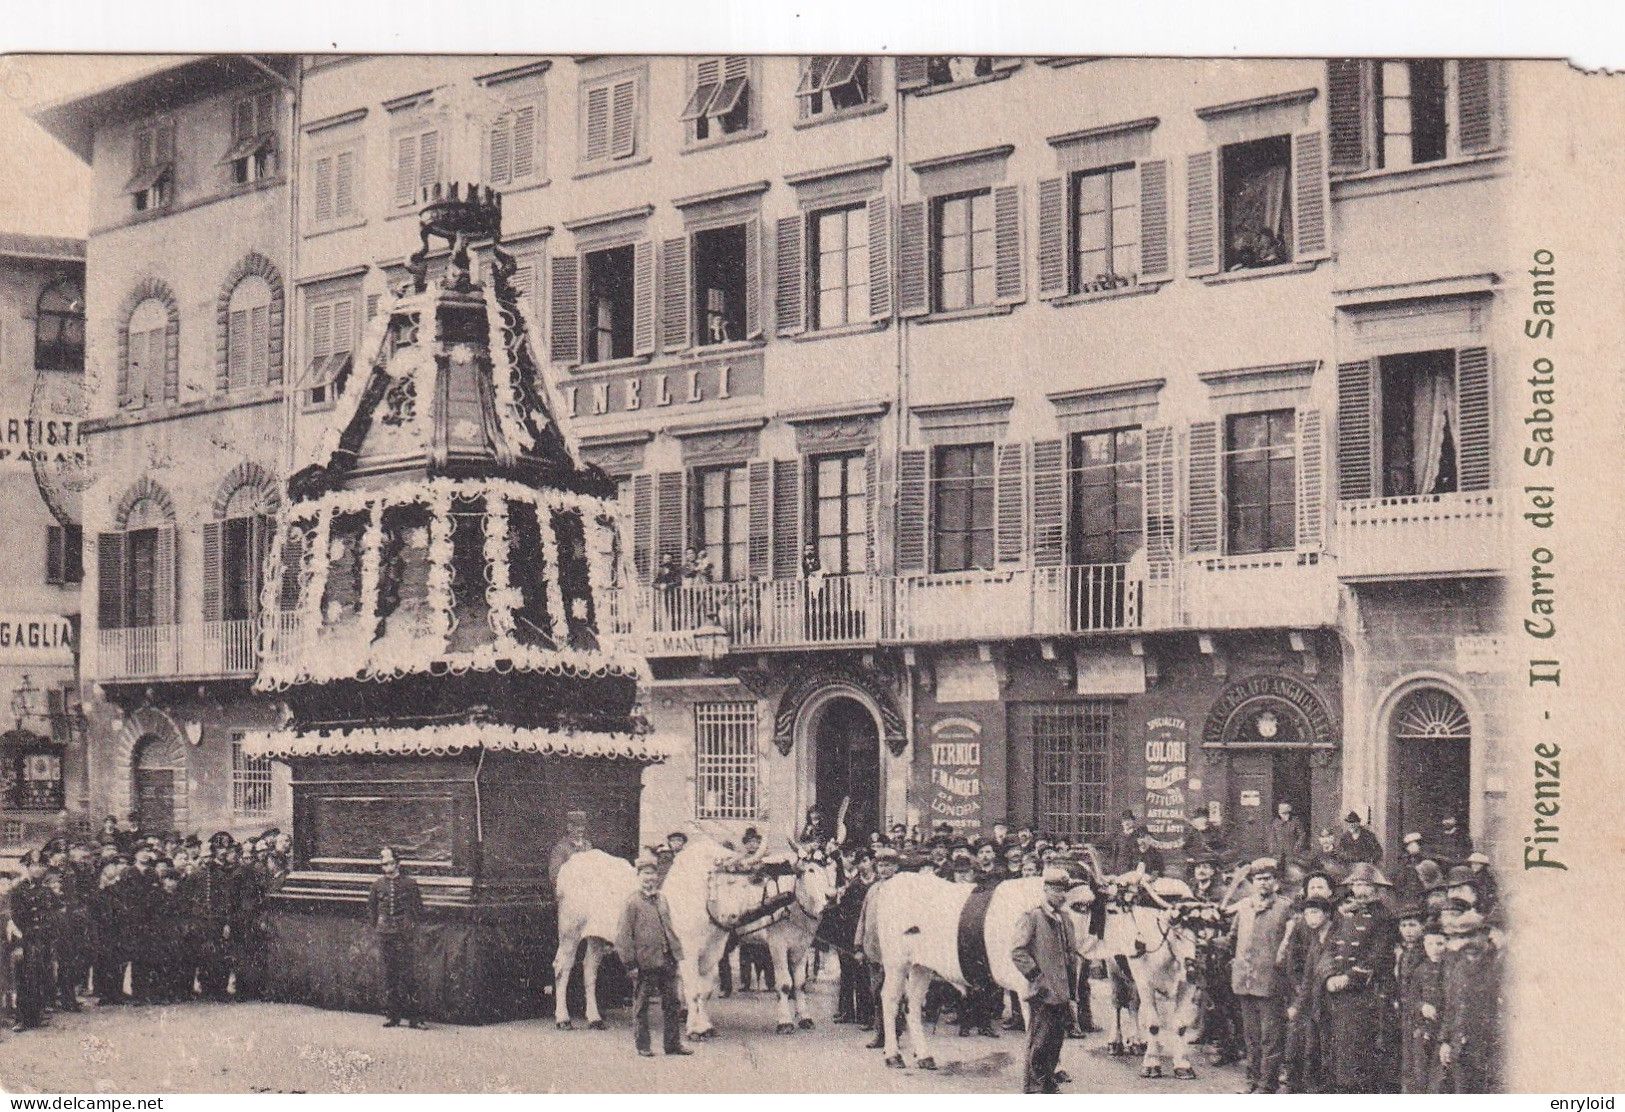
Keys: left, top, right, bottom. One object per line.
{"left": 692, "top": 224, "right": 748, "bottom": 346}
{"left": 1378, "top": 349, "right": 1459, "bottom": 497}
{"left": 583, "top": 244, "right": 635, "bottom": 363}
{"left": 35, "top": 278, "right": 84, "bottom": 372}
{"left": 1221, "top": 135, "right": 1293, "bottom": 271}
{"left": 225, "top": 90, "right": 277, "bottom": 186}
{"left": 797, "top": 56, "right": 872, "bottom": 119}
{"left": 1327, "top": 59, "right": 1504, "bottom": 174}
{"left": 680, "top": 56, "right": 753, "bottom": 143}
{"left": 693, "top": 464, "right": 750, "bottom": 582}
{"left": 303, "top": 294, "right": 356, "bottom": 410}
{"left": 127, "top": 118, "right": 174, "bottom": 214}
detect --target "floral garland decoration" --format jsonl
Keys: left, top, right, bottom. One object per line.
{"left": 540, "top": 504, "right": 569, "bottom": 649}
{"left": 508, "top": 290, "right": 583, "bottom": 466}
{"left": 240, "top": 721, "right": 676, "bottom": 763}
{"left": 481, "top": 284, "right": 537, "bottom": 454}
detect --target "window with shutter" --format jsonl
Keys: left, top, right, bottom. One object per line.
{"left": 309, "top": 144, "right": 359, "bottom": 228}
{"left": 125, "top": 299, "right": 169, "bottom": 411}
{"left": 896, "top": 201, "right": 929, "bottom": 318}
{"left": 1066, "top": 429, "right": 1143, "bottom": 565}
{"left": 1070, "top": 164, "right": 1138, "bottom": 294}
{"left": 303, "top": 293, "right": 357, "bottom": 409}
{"left": 995, "top": 442, "right": 1026, "bottom": 565}
{"left": 1224, "top": 410, "right": 1296, "bottom": 555}
{"left": 549, "top": 255, "right": 581, "bottom": 365}
{"left": 691, "top": 223, "right": 753, "bottom": 346}
{"left": 1330, "top": 59, "right": 1501, "bottom": 174}
{"left": 1219, "top": 135, "right": 1294, "bottom": 271}
{"left": 808, "top": 205, "right": 870, "bottom": 330}
{"left": 226, "top": 90, "right": 278, "bottom": 185}
{"left": 684, "top": 56, "right": 754, "bottom": 144}
{"left": 895, "top": 449, "right": 928, "bottom": 574}
{"left": 771, "top": 459, "right": 803, "bottom": 579}
{"left": 128, "top": 117, "right": 175, "bottom": 213}
{"left": 932, "top": 189, "right": 996, "bottom": 312}
{"left": 582, "top": 245, "right": 636, "bottom": 364}
{"left": 225, "top": 275, "right": 272, "bottom": 392}
{"left": 489, "top": 98, "right": 543, "bottom": 185}
{"left": 931, "top": 443, "right": 995, "bottom": 572}
{"left": 798, "top": 56, "right": 873, "bottom": 119}
{"left": 1336, "top": 358, "right": 1375, "bottom": 501}
{"left": 810, "top": 453, "right": 867, "bottom": 575}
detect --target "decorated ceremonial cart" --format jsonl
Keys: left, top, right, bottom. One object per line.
{"left": 243, "top": 179, "right": 664, "bottom": 1023}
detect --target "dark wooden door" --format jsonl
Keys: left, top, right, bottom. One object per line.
{"left": 816, "top": 699, "right": 880, "bottom": 843}
{"left": 1229, "top": 751, "right": 1273, "bottom": 859}
{"left": 135, "top": 768, "right": 175, "bottom": 832}
{"left": 1272, "top": 749, "right": 1313, "bottom": 836}
{"left": 1397, "top": 738, "right": 1470, "bottom": 850}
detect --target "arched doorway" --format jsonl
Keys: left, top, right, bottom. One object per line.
{"left": 133, "top": 730, "right": 186, "bottom": 833}
{"left": 812, "top": 696, "right": 881, "bottom": 844}
{"left": 1390, "top": 686, "right": 1472, "bottom": 846}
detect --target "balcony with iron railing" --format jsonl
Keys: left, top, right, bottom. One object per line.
{"left": 95, "top": 617, "right": 261, "bottom": 682}
{"left": 1335, "top": 490, "right": 1510, "bottom": 580}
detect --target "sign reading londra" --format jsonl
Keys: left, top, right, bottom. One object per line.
{"left": 928, "top": 716, "right": 983, "bottom": 830}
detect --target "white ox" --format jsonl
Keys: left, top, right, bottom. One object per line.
{"left": 1086, "top": 877, "right": 1213, "bottom": 1080}
{"left": 662, "top": 836, "right": 838, "bottom": 1039}
{"left": 869, "top": 871, "right": 1097, "bottom": 1071}
{"left": 551, "top": 849, "right": 639, "bottom": 1029}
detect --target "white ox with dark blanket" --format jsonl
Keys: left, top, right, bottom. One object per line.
{"left": 870, "top": 872, "right": 1096, "bottom": 1070}
{"left": 551, "top": 849, "right": 639, "bottom": 1029}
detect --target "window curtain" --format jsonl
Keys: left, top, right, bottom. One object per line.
{"left": 1412, "top": 365, "right": 1456, "bottom": 495}
{"left": 1229, "top": 163, "right": 1289, "bottom": 267}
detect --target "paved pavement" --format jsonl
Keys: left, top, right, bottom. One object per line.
{"left": 0, "top": 978, "right": 1246, "bottom": 1094}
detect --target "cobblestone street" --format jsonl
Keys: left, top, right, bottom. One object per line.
{"left": 0, "top": 977, "right": 1245, "bottom": 1094}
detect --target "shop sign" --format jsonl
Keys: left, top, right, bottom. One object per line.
{"left": 0, "top": 613, "right": 74, "bottom": 665}
{"left": 1143, "top": 716, "right": 1188, "bottom": 849}
{"left": 928, "top": 716, "right": 982, "bottom": 829}
{"left": 0, "top": 411, "right": 87, "bottom": 469}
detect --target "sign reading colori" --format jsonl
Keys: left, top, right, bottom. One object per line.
{"left": 1143, "top": 716, "right": 1188, "bottom": 850}
{"left": 0, "top": 614, "right": 75, "bottom": 664}
{"left": 928, "top": 716, "right": 982, "bottom": 829}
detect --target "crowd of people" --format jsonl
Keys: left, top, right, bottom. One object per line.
{"left": 776, "top": 804, "right": 1504, "bottom": 1094}
{"left": 0, "top": 816, "right": 289, "bottom": 1035}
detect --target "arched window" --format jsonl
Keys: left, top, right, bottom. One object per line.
{"left": 126, "top": 298, "right": 169, "bottom": 408}
{"left": 205, "top": 477, "right": 278, "bottom": 631}
{"left": 35, "top": 278, "right": 84, "bottom": 371}
{"left": 226, "top": 275, "right": 272, "bottom": 391}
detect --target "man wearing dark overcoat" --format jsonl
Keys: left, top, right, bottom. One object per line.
{"left": 1010, "top": 866, "right": 1080, "bottom": 1094}
{"left": 7, "top": 853, "right": 54, "bottom": 1030}
{"left": 123, "top": 848, "right": 162, "bottom": 1003}
{"left": 1436, "top": 901, "right": 1501, "bottom": 1092}
{"left": 193, "top": 834, "right": 238, "bottom": 1001}
{"left": 1317, "top": 862, "right": 1399, "bottom": 1093}
{"left": 368, "top": 847, "right": 426, "bottom": 1028}
{"left": 1335, "top": 811, "right": 1384, "bottom": 866}
{"left": 1227, "top": 857, "right": 1294, "bottom": 1093}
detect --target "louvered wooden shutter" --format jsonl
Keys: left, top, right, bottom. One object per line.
{"left": 771, "top": 459, "right": 802, "bottom": 578}
{"left": 895, "top": 448, "right": 929, "bottom": 574}
{"left": 548, "top": 255, "right": 580, "bottom": 364}
{"left": 394, "top": 134, "right": 418, "bottom": 208}
{"left": 1186, "top": 150, "right": 1220, "bottom": 278}
{"left": 489, "top": 112, "right": 513, "bottom": 185}
{"left": 278, "top": 529, "right": 304, "bottom": 611}
{"left": 162, "top": 326, "right": 179, "bottom": 404}
{"left": 202, "top": 521, "right": 223, "bottom": 622}
{"left": 1036, "top": 176, "right": 1067, "bottom": 299}
{"left": 632, "top": 240, "right": 656, "bottom": 356}
{"left": 333, "top": 299, "right": 355, "bottom": 356}
{"left": 631, "top": 474, "right": 654, "bottom": 581}
{"left": 744, "top": 218, "right": 763, "bottom": 339}
{"left": 1326, "top": 60, "right": 1369, "bottom": 173}
{"left": 512, "top": 103, "right": 537, "bottom": 179}
{"left": 1456, "top": 61, "right": 1499, "bottom": 155}
{"left": 155, "top": 525, "right": 177, "bottom": 625}
{"left": 416, "top": 129, "right": 440, "bottom": 197}
{"left": 775, "top": 215, "right": 805, "bottom": 336}
{"left": 867, "top": 197, "right": 892, "bottom": 321}
{"left": 656, "top": 471, "right": 685, "bottom": 564}
{"left": 1143, "top": 425, "right": 1178, "bottom": 575}
{"left": 610, "top": 79, "right": 637, "bottom": 158}
{"left": 993, "top": 184, "right": 1024, "bottom": 305}
{"left": 1293, "top": 131, "right": 1331, "bottom": 261}
{"left": 1336, "top": 358, "right": 1374, "bottom": 500}
{"left": 227, "top": 309, "right": 248, "bottom": 390}
{"left": 584, "top": 84, "right": 610, "bottom": 161}
{"left": 897, "top": 201, "right": 929, "bottom": 317}
{"left": 660, "top": 236, "right": 691, "bottom": 351}
{"left": 863, "top": 447, "right": 878, "bottom": 573}
{"left": 334, "top": 150, "right": 354, "bottom": 218}
{"left": 1030, "top": 439, "right": 1065, "bottom": 567}
{"left": 896, "top": 57, "right": 928, "bottom": 91}
{"left": 97, "top": 532, "right": 125, "bottom": 630}
{"left": 313, "top": 155, "right": 334, "bottom": 222}
{"left": 253, "top": 305, "right": 271, "bottom": 387}
{"left": 1295, "top": 408, "right": 1325, "bottom": 551}
{"left": 995, "top": 441, "right": 1026, "bottom": 565}
{"left": 251, "top": 516, "right": 273, "bottom": 617}
{"left": 1138, "top": 159, "right": 1171, "bottom": 281}
{"left": 1186, "top": 421, "right": 1221, "bottom": 554}
{"left": 748, "top": 461, "right": 772, "bottom": 579}
{"left": 1456, "top": 346, "right": 1492, "bottom": 491}
{"left": 117, "top": 329, "right": 132, "bottom": 406}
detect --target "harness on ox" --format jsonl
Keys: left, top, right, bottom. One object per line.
{"left": 705, "top": 862, "right": 804, "bottom": 937}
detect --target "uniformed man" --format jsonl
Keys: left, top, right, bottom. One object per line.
{"left": 232, "top": 842, "right": 270, "bottom": 1001}
{"left": 124, "top": 847, "right": 162, "bottom": 1004}
{"left": 368, "top": 847, "right": 426, "bottom": 1029}
{"left": 1318, "top": 861, "right": 1399, "bottom": 1093}
{"left": 194, "top": 833, "right": 238, "bottom": 1001}
{"left": 548, "top": 811, "right": 594, "bottom": 888}
{"left": 7, "top": 852, "right": 53, "bottom": 1031}
{"left": 54, "top": 845, "right": 94, "bottom": 1010}
{"left": 1430, "top": 815, "right": 1472, "bottom": 865}
{"left": 90, "top": 857, "right": 129, "bottom": 1005}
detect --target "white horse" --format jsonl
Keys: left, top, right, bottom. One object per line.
{"left": 1092, "top": 877, "right": 1206, "bottom": 1080}
{"left": 551, "top": 848, "right": 638, "bottom": 1030}
{"left": 662, "top": 836, "right": 838, "bottom": 1039}
{"left": 871, "top": 871, "right": 1097, "bottom": 1070}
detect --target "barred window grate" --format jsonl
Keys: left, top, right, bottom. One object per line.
{"left": 695, "top": 701, "right": 760, "bottom": 820}
{"left": 1018, "top": 701, "right": 1112, "bottom": 843}
{"left": 231, "top": 732, "right": 273, "bottom": 817}
{"left": 2, "top": 819, "right": 24, "bottom": 846}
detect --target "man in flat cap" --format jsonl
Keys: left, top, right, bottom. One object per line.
{"left": 369, "top": 847, "right": 426, "bottom": 1029}
{"left": 1228, "top": 857, "right": 1293, "bottom": 1092}
{"left": 617, "top": 855, "right": 691, "bottom": 1057}
{"left": 1010, "top": 866, "right": 1081, "bottom": 1093}
{"left": 549, "top": 810, "right": 594, "bottom": 889}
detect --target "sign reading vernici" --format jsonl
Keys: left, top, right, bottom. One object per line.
{"left": 0, "top": 414, "right": 87, "bottom": 468}
{"left": 0, "top": 614, "right": 75, "bottom": 665}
